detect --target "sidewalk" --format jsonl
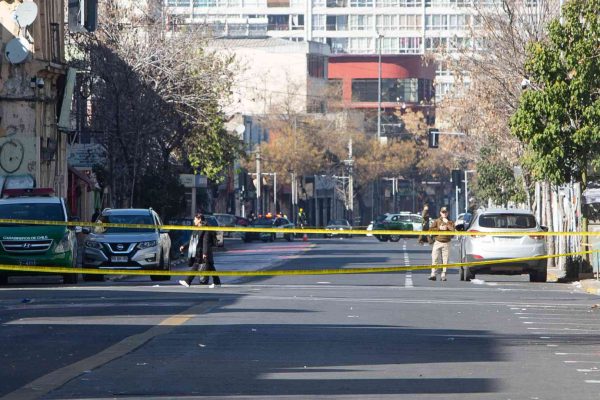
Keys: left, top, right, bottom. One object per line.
{"left": 548, "top": 266, "right": 600, "bottom": 295}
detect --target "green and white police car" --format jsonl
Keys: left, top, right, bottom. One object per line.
{"left": 0, "top": 188, "right": 79, "bottom": 285}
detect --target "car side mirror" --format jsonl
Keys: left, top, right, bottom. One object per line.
{"left": 541, "top": 225, "right": 548, "bottom": 232}
{"left": 455, "top": 223, "right": 465, "bottom": 231}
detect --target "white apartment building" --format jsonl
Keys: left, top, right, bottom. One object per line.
{"left": 164, "top": 0, "right": 492, "bottom": 100}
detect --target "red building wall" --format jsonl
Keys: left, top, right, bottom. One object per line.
{"left": 328, "top": 54, "right": 436, "bottom": 109}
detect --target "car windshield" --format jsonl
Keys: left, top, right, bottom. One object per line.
{"left": 95, "top": 214, "right": 155, "bottom": 233}
{"left": 478, "top": 213, "right": 537, "bottom": 229}
{"left": 251, "top": 218, "right": 275, "bottom": 226}
{"left": 215, "top": 215, "right": 234, "bottom": 225}
{"left": 374, "top": 214, "right": 388, "bottom": 222}
{"left": 328, "top": 219, "right": 349, "bottom": 226}
{"left": 0, "top": 203, "right": 65, "bottom": 226}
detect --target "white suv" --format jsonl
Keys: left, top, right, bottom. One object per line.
{"left": 83, "top": 208, "right": 171, "bottom": 282}
{"left": 458, "top": 208, "right": 547, "bottom": 282}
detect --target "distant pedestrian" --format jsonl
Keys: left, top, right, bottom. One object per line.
{"left": 428, "top": 206, "right": 455, "bottom": 282}
{"left": 418, "top": 204, "right": 431, "bottom": 245}
{"left": 179, "top": 212, "right": 221, "bottom": 288}
{"left": 298, "top": 208, "right": 307, "bottom": 228}
{"left": 91, "top": 208, "right": 100, "bottom": 222}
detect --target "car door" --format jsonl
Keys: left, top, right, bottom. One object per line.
{"left": 274, "top": 218, "right": 285, "bottom": 239}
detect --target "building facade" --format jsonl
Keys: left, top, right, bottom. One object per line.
{"left": 0, "top": 0, "right": 68, "bottom": 196}
{"left": 165, "top": 0, "right": 478, "bottom": 100}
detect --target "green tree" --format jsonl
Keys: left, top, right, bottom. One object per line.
{"left": 473, "top": 146, "right": 526, "bottom": 207}
{"left": 510, "top": 0, "right": 600, "bottom": 186}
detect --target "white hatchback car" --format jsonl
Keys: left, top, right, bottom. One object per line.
{"left": 458, "top": 209, "right": 547, "bottom": 282}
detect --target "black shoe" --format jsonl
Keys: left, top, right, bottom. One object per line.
{"left": 428, "top": 275, "right": 436, "bottom": 281}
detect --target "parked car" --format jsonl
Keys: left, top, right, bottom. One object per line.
{"left": 457, "top": 208, "right": 547, "bottom": 282}
{"left": 213, "top": 213, "right": 237, "bottom": 237}
{"left": 324, "top": 219, "right": 353, "bottom": 238}
{"left": 0, "top": 188, "right": 79, "bottom": 285}
{"left": 83, "top": 208, "right": 171, "bottom": 282}
{"left": 240, "top": 217, "right": 295, "bottom": 242}
{"left": 204, "top": 215, "right": 225, "bottom": 247}
{"left": 373, "top": 212, "right": 422, "bottom": 242}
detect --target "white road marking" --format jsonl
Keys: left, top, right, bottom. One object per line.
{"left": 585, "top": 380, "right": 600, "bottom": 384}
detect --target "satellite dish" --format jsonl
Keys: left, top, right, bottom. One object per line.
{"left": 5, "top": 38, "right": 29, "bottom": 64}
{"left": 13, "top": 2, "right": 38, "bottom": 27}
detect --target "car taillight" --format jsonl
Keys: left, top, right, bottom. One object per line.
{"left": 468, "top": 229, "right": 484, "bottom": 238}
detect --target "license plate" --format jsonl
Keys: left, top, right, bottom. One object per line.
{"left": 111, "top": 256, "right": 128, "bottom": 263}
{"left": 19, "top": 259, "right": 36, "bottom": 266}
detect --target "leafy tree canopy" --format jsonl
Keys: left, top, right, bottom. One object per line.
{"left": 510, "top": 0, "right": 600, "bottom": 185}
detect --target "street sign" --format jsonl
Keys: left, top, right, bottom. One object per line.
{"left": 428, "top": 128, "right": 439, "bottom": 148}
{"left": 179, "top": 174, "right": 207, "bottom": 188}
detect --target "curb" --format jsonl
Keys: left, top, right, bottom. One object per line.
{"left": 581, "top": 280, "right": 600, "bottom": 296}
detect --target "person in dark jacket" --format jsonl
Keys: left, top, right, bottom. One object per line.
{"left": 418, "top": 204, "right": 431, "bottom": 245}
{"left": 178, "top": 213, "right": 221, "bottom": 288}
{"left": 428, "top": 206, "right": 455, "bottom": 282}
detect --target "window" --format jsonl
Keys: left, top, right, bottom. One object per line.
{"left": 194, "top": 0, "right": 216, "bottom": 5}
{"left": 328, "top": 38, "right": 349, "bottom": 53}
{"left": 398, "top": 37, "right": 421, "bottom": 53}
{"left": 351, "top": 78, "right": 430, "bottom": 102}
{"left": 425, "top": 0, "right": 471, "bottom": 6}
{"left": 268, "top": 15, "right": 289, "bottom": 30}
{"left": 349, "top": 15, "right": 372, "bottom": 31}
{"left": 350, "top": 0, "right": 373, "bottom": 7}
{"left": 399, "top": 14, "right": 421, "bottom": 29}
{"left": 307, "top": 54, "right": 326, "bottom": 78}
{"left": 313, "top": 14, "right": 325, "bottom": 30}
{"left": 375, "top": 14, "right": 398, "bottom": 31}
{"left": 348, "top": 37, "right": 373, "bottom": 53}
{"left": 168, "top": 0, "right": 191, "bottom": 5}
{"left": 267, "top": 0, "right": 290, "bottom": 6}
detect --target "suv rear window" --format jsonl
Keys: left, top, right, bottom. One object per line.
{"left": 0, "top": 203, "right": 65, "bottom": 224}
{"left": 478, "top": 214, "right": 537, "bottom": 229}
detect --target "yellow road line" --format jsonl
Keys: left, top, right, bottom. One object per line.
{"left": 2, "top": 302, "right": 217, "bottom": 400}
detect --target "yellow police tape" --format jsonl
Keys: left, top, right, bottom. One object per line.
{"left": 0, "top": 218, "right": 597, "bottom": 237}
{"left": 0, "top": 249, "right": 597, "bottom": 277}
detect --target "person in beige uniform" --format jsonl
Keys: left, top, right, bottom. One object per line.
{"left": 428, "top": 207, "right": 455, "bottom": 281}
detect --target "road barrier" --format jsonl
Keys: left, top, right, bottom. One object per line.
{"left": 0, "top": 218, "right": 597, "bottom": 237}
{"left": 0, "top": 249, "right": 597, "bottom": 277}
{"left": 0, "top": 218, "right": 596, "bottom": 278}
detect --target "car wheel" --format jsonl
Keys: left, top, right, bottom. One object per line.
{"left": 151, "top": 253, "right": 170, "bottom": 281}
{"left": 530, "top": 268, "right": 547, "bottom": 283}
{"left": 389, "top": 235, "right": 400, "bottom": 242}
{"left": 464, "top": 266, "right": 474, "bottom": 282}
{"left": 376, "top": 235, "right": 388, "bottom": 242}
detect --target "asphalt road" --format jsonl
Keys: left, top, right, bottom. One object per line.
{"left": 1, "top": 236, "right": 600, "bottom": 399}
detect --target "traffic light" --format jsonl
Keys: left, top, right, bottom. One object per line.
{"left": 451, "top": 169, "right": 462, "bottom": 188}
{"left": 428, "top": 128, "right": 439, "bottom": 148}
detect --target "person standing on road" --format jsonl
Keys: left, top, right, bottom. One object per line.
{"left": 428, "top": 206, "right": 455, "bottom": 281}
{"left": 179, "top": 212, "right": 221, "bottom": 288}
{"left": 418, "top": 204, "right": 431, "bottom": 245}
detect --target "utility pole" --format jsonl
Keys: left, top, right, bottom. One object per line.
{"left": 376, "top": 33, "right": 383, "bottom": 141}
{"left": 345, "top": 138, "right": 354, "bottom": 223}
{"left": 256, "top": 145, "right": 261, "bottom": 215}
